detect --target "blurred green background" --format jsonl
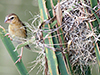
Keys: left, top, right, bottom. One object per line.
{"left": 0, "top": 0, "right": 42, "bottom": 75}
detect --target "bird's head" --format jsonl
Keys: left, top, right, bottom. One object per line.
{"left": 4, "top": 13, "right": 20, "bottom": 24}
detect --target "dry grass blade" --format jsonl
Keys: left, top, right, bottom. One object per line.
{"left": 67, "top": 40, "right": 72, "bottom": 50}
{"left": 56, "top": 0, "right": 62, "bottom": 25}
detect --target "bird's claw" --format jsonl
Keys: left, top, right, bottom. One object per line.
{"left": 0, "top": 26, "right": 5, "bottom": 30}
{"left": 5, "top": 33, "right": 10, "bottom": 36}
{"left": 14, "top": 47, "right": 23, "bottom": 64}
{"left": 5, "top": 33, "right": 12, "bottom": 41}
{"left": 14, "top": 55, "right": 22, "bottom": 64}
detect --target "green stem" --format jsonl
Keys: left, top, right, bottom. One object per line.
{"left": 0, "top": 26, "right": 29, "bottom": 75}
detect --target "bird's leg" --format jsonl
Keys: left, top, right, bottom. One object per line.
{"left": 5, "top": 33, "right": 13, "bottom": 41}
{"left": 14, "top": 47, "right": 24, "bottom": 64}
{"left": 0, "top": 26, "right": 12, "bottom": 40}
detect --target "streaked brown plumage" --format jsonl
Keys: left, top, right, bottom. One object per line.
{"left": 5, "top": 13, "right": 27, "bottom": 38}
{"left": 4, "top": 13, "right": 31, "bottom": 64}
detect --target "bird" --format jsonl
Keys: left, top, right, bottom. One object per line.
{"left": 4, "top": 13, "right": 31, "bottom": 64}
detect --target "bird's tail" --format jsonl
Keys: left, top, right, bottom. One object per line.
{"left": 25, "top": 45, "right": 31, "bottom": 50}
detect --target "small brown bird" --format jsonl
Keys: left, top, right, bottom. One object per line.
{"left": 4, "top": 13, "right": 31, "bottom": 64}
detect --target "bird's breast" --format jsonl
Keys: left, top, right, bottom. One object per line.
{"left": 8, "top": 24, "right": 26, "bottom": 38}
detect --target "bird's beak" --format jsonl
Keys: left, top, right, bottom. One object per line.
{"left": 4, "top": 17, "right": 9, "bottom": 23}
{"left": 4, "top": 20, "right": 7, "bottom": 23}
{"left": 4, "top": 17, "right": 8, "bottom": 23}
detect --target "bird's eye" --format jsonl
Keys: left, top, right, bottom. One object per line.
{"left": 10, "top": 17, "right": 14, "bottom": 20}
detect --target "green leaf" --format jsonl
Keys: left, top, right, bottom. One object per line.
{"left": 38, "top": 0, "right": 59, "bottom": 75}
{"left": 0, "top": 26, "right": 29, "bottom": 75}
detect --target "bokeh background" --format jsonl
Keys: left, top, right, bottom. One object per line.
{"left": 0, "top": 0, "right": 42, "bottom": 75}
